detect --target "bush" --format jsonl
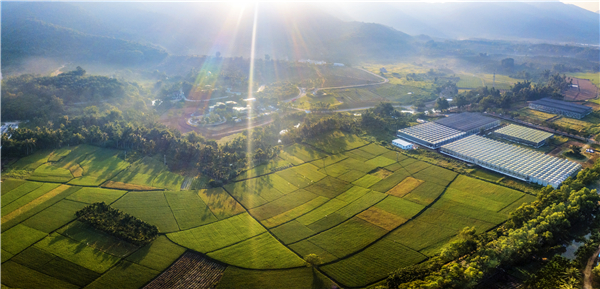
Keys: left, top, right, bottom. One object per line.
{"left": 208, "top": 179, "right": 224, "bottom": 188}
{"left": 76, "top": 202, "right": 158, "bottom": 246}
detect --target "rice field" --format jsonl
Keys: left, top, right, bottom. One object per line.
{"left": 1, "top": 133, "right": 538, "bottom": 288}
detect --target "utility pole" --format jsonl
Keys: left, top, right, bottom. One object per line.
{"left": 164, "top": 154, "right": 166, "bottom": 166}
{"left": 493, "top": 71, "right": 496, "bottom": 89}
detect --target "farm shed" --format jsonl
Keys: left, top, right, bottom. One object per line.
{"left": 434, "top": 112, "right": 501, "bottom": 135}
{"left": 392, "top": 139, "right": 413, "bottom": 150}
{"left": 529, "top": 98, "right": 592, "bottom": 119}
{"left": 493, "top": 124, "right": 553, "bottom": 148}
{"left": 440, "top": 135, "right": 581, "bottom": 188}
{"left": 397, "top": 122, "right": 466, "bottom": 149}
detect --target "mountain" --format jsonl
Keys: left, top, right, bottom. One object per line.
{"left": 1, "top": 2, "right": 416, "bottom": 67}
{"left": 317, "top": 2, "right": 599, "bottom": 44}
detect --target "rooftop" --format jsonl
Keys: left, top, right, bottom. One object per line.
{"left": 434, "top": 112, "right": 498, "bottom": 132}
{"left": 392, "top": 139, "right": 412, "bottom": 146}
{"left": 398, "top": 122, "right": 466, "bottom": 145}
{"left": 530, "top": 98, "right": 592, "bottom": 115}
{"left": 441, "top": 135, "right": 581, "bottom": 187}
{"left": 494, "top": 124, "right": 553, "bottom": 144}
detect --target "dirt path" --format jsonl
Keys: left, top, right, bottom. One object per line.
{"left": 583, "top": 245, "right": 600, "bottom": 289}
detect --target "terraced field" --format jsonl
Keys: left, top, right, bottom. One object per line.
{"left": 1, "top": 136, "right": 535, "bottom": 288}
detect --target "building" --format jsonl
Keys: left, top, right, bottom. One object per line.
{"left": 333, "top": 63, "right": 344, "bottom": 67}
{"left": 434, "top": 112, "right": 501, "bottom": 135}
{"left": 397, "top": 122, "right": 466, "bottom": 149}
{"left": 392, "top": 139, "right": 413, "bottom": 150}
{"left": 529, "top": 98, "right": 592, "bottom": 119}
{"left": 493, "top": 124, "right": 553, "bottom": 148}
{"left": 440, "top": 135, "right": 581, "bottom": 188}
{"left": 380, "top": 67, "right": 388, "bottom": 73}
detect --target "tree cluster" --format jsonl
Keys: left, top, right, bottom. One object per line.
{"left": 76, "top": 202, "right": 158, "bottom": 246}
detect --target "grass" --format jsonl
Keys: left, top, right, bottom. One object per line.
{"left": 27, "top": 164, "right": 73, "bottom": 183}
{"left": 2, "top": 184, "right": 75, "bottom": 225}
{"left": 112, "top": 191, "right": 180, "bottom": 233}
{"left": 217, "top": 267, "right": 335, "bottom": 289}
{"left": 304, "top": 131, "right": 369, "bottom": 154}
{"left": 261, "top": 196, "right": 329, "bottom": 228}
{"left": 553, "top": 117, "right": 590, "bottom": 131}
{"left": 57, "top": 221, "right": 139, "bottom": 257}
{"left": 430, "top": 196, "right": 508, "bottom": 225}
{"left": 402, "top": 160, "right": 431, "bottom": 174}
{"left": 1, "top": 183, "right": 61, "bottom": 217}
{"left": 335, "top": 191, "right": 387, "bottom": 219}
{"left": 320, "top": 238, "right": 427, "bottom": 288}
{"left": 307, "top": 217, "right": 388, "bottom": 258}
{"left": 108, "top": 156, "right": 164, "bottom": 189}
{"left": 281, "top": 143, "right": 327, "bottom": 163}
{"left": 359, "top": 143, "right": 390, "bottom": 156}
{"left": 224, "top": 175, "right": 287, "bottom": 209}
{"left": 47, "top": 147, "right": 73, "bottom": 162}
{"left": 198, "top": 188, "right": 246, "bottom": 220}
{"left": 19, "top": 199, "right": 87, "bottom": 233}
{"left": 66, "top": 187, "right": 126, "bottom": 204}
{"left": 412, "top": 166, "right": 457, "bottom": 187}
{"left": 1, "top": 224, "right": 48, "bottom": 255}
{"left": 126, "top": 235, "right": 186, "bottom": 271}
{"left": 167, "top": 213, "right": 266, "bottom": 253}
{"left": 357, "top": 206, "right": 408, "bottom": 231}
{"left": 277, "top": 167, "right": 318, "bottom": 189}
{"left": 499, "top": 194, "right": 537, "bottom": 215}
{"left": 417, "top": 208, "right": 497, "bottom": 234}
{"left": 1, "top": 181, "right": 44, "bottom": 208}
{"left": 449, "top": 175, "right": 524, "bottom": 205}
{"left": 249, "top": 189, "right": 318, "bottom": 221}
{"left": 516, "top": 108, "right": 556, "bottom": 122}
{"left": 471, "top": 168, "right": 504, "bottom": 182}
{"left": 165, "top": 191, "right": 218, "bottom": 230}
{"left": 292, "top": 163, "right": 328, "bottom": 182}
{"left": 403, "top": 182, "right": 447, "bottom": 206}
{"left": 1, "top": 179, "right": 27, "bottom": 195}
{"left": 337, "top": 170, "right": 368, "bottom": 182}
{"left": 352, "top": 174, "right": 382, "bottom": 188}
{"left": 386, "top": 177, "right": 424, "bottom": 198}
{"left": 456, "top": 74, "right": 484, "bottom": 88}
{"left": 270, "top": 220, "right": 315, "bottom": 244}
{"left": 1, "top": 261, "right": 79, "bottom": 289}
{"left": 11, "top": 247, "right": 101, "bottom": 287}
{"left": 207, "top": 232, "right": 305, "bottom": 269}
{"left": 296, "top": 199, "right": 348, "bottom": 226}
{"left": 151, "top": 170, "right": 186, "bottom": 191}
{"left": 365, "top": 156, "right": 397, "bottom": 168}
{"left": 310, "top": 154, "right": 347, "bottom": 168}
{"left": 386, "top": 219, "right": 458, "bottom": 252}
{"left": 83, "top": 261, "right": 160, "bottom": 289}
{"left": 54, "top": 145, "right": 100, "bottom": 174}
{"left": 375, "top": 196, "right": 425, "bottom": 219}
{"left": 68, "top": 148, "right": 130, "bottom": 186}
{"left": 369, "top": 168, "right": 411, "bottom": 193}
{"left": 10, "top": 150, "right": 54, "bottom": 170}
{"left": 34, "top": 233, "right": 122, "bottom": 273}
{"left": 337, "top": 157, "right": 379, "bottom": 173}
{"left": 305, "top": 176, "right": 353, "bottom": 199}
{"left": 288, "top": 240, "right": 338, "bottom": 263}
{"left": 318, "top": 163, "right": 351, "bottom": 177}
{"left": 371, "top": 168, "right": 394, "bottom": 179}
{"left": 235, "top": 157, "right": 292, "bottom": 180}
{"left": 101, "top": 181, "right": 159, "bottom": 191}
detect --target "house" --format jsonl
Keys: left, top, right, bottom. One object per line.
{"left": 392, "top": 139, "right": 413, "bottom": 150}
{"left": 333, "top": 63, "right": 344, "bottom": 67}
{"left": 380, "top": 67, "right": 388, "bottom": 73}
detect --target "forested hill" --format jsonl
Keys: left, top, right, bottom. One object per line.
{"left": 1, "top": 15, "right": 168, "bottom": 70}
{"left": 1, "top": 67, "right": 136, "bottom": 122}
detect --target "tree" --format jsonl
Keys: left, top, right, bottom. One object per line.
{"left": 304, "top": 254, "right": 323, "bottom": 268}
{"left": 265, "top": 54, "right": 271, "bottom": 61}
{"left": 216, "top": 51, "right": 221, "bottom": 58}
{"left": 501, "top": 58, "right": 515, "bottom": 69}
{"left": 435, "top": 97, "right": 450, "bottom": 111}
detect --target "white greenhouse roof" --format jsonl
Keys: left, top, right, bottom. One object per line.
{"left": 494, "top": 124, "right": 553, "bottom": 144}
{"left": 441, "top": 135, "right": 581, "bottom": 187}
{"left": 397, "top": 122, "right": 465, "bottom": 145}
{"left": 392, "top": 139, "right": 412, "bottom": 146}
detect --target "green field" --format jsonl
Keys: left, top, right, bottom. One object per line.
{"left": 1, "top": 133, "right": 540, "bottom": 288}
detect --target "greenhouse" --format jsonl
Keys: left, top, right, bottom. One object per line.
{"left": 434, "top": 112, "right": 501, "bottom": 134}
{"left": 529, "top": 98, "right": 592, "bottom": 119}
{"left": 441, "top": 135, "right": 581, "bottom": 188}
{"left": 397, "top": 122, "right": 466, "bottom": 149}
{"left": 493, "top": 124, "right": 553, "bottom": 148}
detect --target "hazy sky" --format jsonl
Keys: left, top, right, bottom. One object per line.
{"left": 561, "top": 1, "right": 599, "bottom": 12}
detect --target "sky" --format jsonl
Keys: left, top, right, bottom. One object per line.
{"left": 561, "top": 1, "right": 599, "bottom": 12}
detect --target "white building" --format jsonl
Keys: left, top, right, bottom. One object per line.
{"left": 392, "top": 139, "right": 414, "bottom": 150}
{"left": 333, "top": 63, "right": 345, "bottom": 67}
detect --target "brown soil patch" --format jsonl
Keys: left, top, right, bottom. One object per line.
{"left": 371, "top": 168, "right": 393, "bottom": 179}
{"left": 102, "top": 181, "right": 161, "bottom": 191}
{"left": 387, "top": 177, "right": 424, "bottom": 198}
{"left": 564, "top": 78, "right": 599, "bottom": 101}
{"left": 356, "top": 207, "right": 407, "bottom": 231}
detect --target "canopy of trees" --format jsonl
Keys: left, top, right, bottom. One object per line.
{"left": 76, "top": 202, "right": 158, "bottom": 246}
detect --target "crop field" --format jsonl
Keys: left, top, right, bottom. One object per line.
{"left": 516, "top": 108, "right": 556, "bottom": 122}
{"left": 28, "top": 164, "right": 73, "bottom": 183}
{"left": 552, "top": 116, "right": 591, "bottom": 132}
{"left": 567, "top": 72, "right": 600, "bottom": 88}
{"left": 145, "top": 251, "right": 226, "bottom": 289}
{"left": 374, "top": 83, "right": 429, "bottom": 103}
{"left": 456, "top": 74, "right": 484, "bottom": 88}
{"left": 1, "top": 136, "right": 537, "bottom": 288}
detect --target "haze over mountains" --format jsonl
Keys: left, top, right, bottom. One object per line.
{"left": 1, "top": 1, "right": 598, "bottom": 74}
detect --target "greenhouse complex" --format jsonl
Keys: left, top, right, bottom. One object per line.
{"left": 396, "top": 122, "right": 466, "bottom": 149}
{"left": 434, "top": 112, "right": 501, "bottom": 135}
{"left": 493, "top": 124, "right": 553, "bottom": 148}
{"left": 441, "top": 135, "right": 581, "bottom": 188}
{"left": 529, "top": 98, "right": 592, "bottom": 119}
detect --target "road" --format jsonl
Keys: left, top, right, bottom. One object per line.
{"left": 583, "top": 245, "right": 600, "bottom": 289}
{"left": 283, "top": 67, "right": 389, "bottom": 103}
